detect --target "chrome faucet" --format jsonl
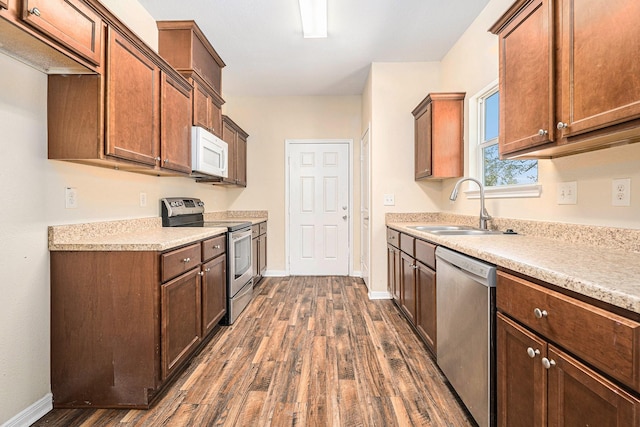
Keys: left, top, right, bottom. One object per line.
{"left": 449, "top": 177, "right": 492, "bottom": 230}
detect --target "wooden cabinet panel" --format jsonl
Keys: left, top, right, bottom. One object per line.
{"left": 386, "top": 228, "right": 400, "bottom": 247}
{"left": 236, "top": 132, "right": 247, "bottom": 186}
{"left": 161, "top": 243, "right": 201, "bottom": 282}
{"left": 252, "top": 235, "right": 259, "bottom": 281}
{"left": 105, "top": 27, "right": 159, "bottom": 166}
{"left": 21, "top": 0, "right": 103, "bottom": 65}
{"left": 258, "top": 234, "right": 267, "bottom": 275}
{"left": 416, "top": 261, "right": 436, "bottom": 353}
{"left": 498, "top": 271, "right": 640, "bottom": 392}
{"left": 558, "top": 0, "right": 640, "bottom": 139}
{"left": 259, "top": 222, "right": 267, "bottom": 235}
{"left": 387, "top": 244, "right": 401, "bottom": 303}
{"left": 218, "top": 115, "right": 249, "bottom": 186}
{"left": 0, "top": 0, "right": 7, "bottom": 10}
{"left": 400, "top": 251, "right": 416, "bottom": 324}
{"left": 193, "top": 80, "right": 211, "bottom": 130}
{"left": 497, "top": 313, "right": 547, "bottom": 427}
{"left": 201, "top": 255, "right": 226, "bottom": 336}
{"left": 412, "top": 93, "right": 464, "bottom": 180}
{"left": 160, "top": 71, "right": 192, "bottom": 174}
{"left": 221, "top": 119, "right": 237, "bottom": 183}
{"left": 252, "top": 221, "right": 267, "bottom": 284}
{"left": 399, "top": 233, "right": 414, "bottom": 256}
{"left": 495, "top": 0, "right": 554, "bottom": 156}
{"left": 415, "top": 239, "right": 436, "bottom": 270}
{"left": 202, "top": 234, "right": 225, "bottom": 262}
{"left": 161, "top": 269, "right": 201, "bottom": 380}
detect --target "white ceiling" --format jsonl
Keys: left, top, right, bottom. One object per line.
{"left": 137, "top": 0, "right": 490, "bottom": 97}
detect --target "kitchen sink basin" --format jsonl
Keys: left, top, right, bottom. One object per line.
{"left": 428, "top": 229, "right": 504, "bottom": 236}
{"left": 407, "top": 225, "right": 475, "bottom": 231}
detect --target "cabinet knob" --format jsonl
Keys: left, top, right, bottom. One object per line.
{"left": 557, "top": 122, "right": 568, "bottom": 130}
{"left": 198, "top": 271, "right": 205, "bottom": 276}
{"left": 205, "top": 268, "right": 211, "bottom": 272}
{"left": 182, "top": 257, "right": 191, "bottom": 263}
{"left": 542, "top": 357, "right": 556, "bottom": 369}
{"left": 538, "top": 129, "right": 548, "bottom": 136}
{"left": 164, "top": 158, "right": 169, "bottom": 164}
{"left": 213, "top": 245, "right": 221, "bottom": 249}
{"left": 28, "top": 7, "right": 41, "bottom": 16}
{"left": 533, "top": 308, "right": 548, "bottom": 319}
{"left": 155, "top": 156, "right": 161, "bottom": 161}
{"left": 526, "top": 347, "right": 540, "bottom": 358}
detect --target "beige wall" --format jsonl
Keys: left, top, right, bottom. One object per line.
{"left": 222, "top": 96, "right": 363, "bottom": 274}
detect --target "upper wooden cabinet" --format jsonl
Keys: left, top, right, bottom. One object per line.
{"left": 219, "top": 115, "right": 248, "bottom": 187}
{"left": 491, "top": 0, "right": 640, "bottom": 158}
{"left": 21, "top": 0, "right": 103, "bottom": 66}
{"left": 191, "top": 75, "right": 224, "bottom": 138}
{"left": 161, "top": 71, "right": 193, "bottom": 174}
{"left": 412, "top": 92, "right": 465, "bottom": 180}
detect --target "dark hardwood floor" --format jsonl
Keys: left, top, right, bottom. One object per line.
{"left": 34, "top": 276, "right": 473, "bottom": 426}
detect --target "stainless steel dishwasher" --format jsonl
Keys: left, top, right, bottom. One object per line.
{"left": 435, "top": 246, "right": 496, "bottom": 427}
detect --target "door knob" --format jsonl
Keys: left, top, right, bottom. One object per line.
{"left": 342, "top": 215, "right": 347, "bottom": 220}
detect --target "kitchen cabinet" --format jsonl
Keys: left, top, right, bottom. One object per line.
{"left": 491, "top": 0, "right": 640, "bottom": 158}
{"left": 50, "top": 235, "right": 227, "bottom": 408}
{"left": 386, "top": 228, "right": 401, "bottom": 303}
{"left": 251, "top": 221, "right": 267, "bottom": 285}
{"left": 412, "top": 92, "right": 465, "bottom": 180}
{"left": 400, "top": 251, "right": 417, "bottom": 324}
{"left": 192, "top": 76, "right": 224, "bottom": 138}
{"left": 0, "top": 1, "right": 7, "bottom": 10}
{"left": 497, "top": 271, "right": 640, "bottom": 425}
{"left": 415, "top": 239, "right": 437, "bottom": 354}
{"left": 48, "top": 25, "right": 193, "bottom": 176}
{"left": 219, "top": 115, "right": 249, "bottom": 187}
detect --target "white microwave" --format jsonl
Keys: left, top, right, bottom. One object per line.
{"left": 191, "top": 126, "right": 228, "bottom": 178}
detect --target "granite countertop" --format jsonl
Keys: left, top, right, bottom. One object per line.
{"left": 388, "top": 220, "right": 640, "bottom": 315}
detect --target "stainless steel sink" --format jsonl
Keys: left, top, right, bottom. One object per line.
{"left": 428, "top": 229, "right": 504, "bottom": 236}
{"left": 408, "top": 225, "right": 475, "bottom": 231}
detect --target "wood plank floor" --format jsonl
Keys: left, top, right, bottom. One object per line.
{"left": 34, "top": 276, "right": 474, "bottom": 426}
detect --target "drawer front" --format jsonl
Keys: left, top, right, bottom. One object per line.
{"left": 386, "top": 228, "right": 400, "bottom": 247}
{"left": 202, "top": 234, "right": 226, "bottom": 262}
{"left": 415, "top": 239, "right": 436, "bottom": 269}
{"left": 162, "top": 243, "right": 201, "bottom": 282}
{"left": 259, "top": 222, "right": 267, "bottom": 235}
{"left": 400, "top": 233, "right": 415, "bottom": 257}
{"left": 251, "top": 224, "right": 259, "bottom": 238}
{"left": 497, "top": 271, "right": 640, "bottom": 391}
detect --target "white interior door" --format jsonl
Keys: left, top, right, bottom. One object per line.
{"left": 360, "top": 127, "right": 370, "bottom": 287}
{"left": 288, "top": 142, "right": 350, "bottom": 275}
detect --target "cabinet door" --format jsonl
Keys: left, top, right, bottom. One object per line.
{"left": 221, "top": 120, "right": 237, "bottom": 183}
{"left": 236, "top": 133, "right": 247, "bottom": 187}
{"left": 547, "top": 345, "right": 640, "bottom": 426}
{"left": 415, "top": 262, "right": 436, "bottom": 353}
{"left": 252, "top": 236, "right": 259, "bottom": 281}
{"left": 161, "top": 269, "right": 201, "bottom": 380}
{"left": 414, "top": 102, "right": 432, "bottom": 179}
{"left": 201, "top": 255, "right": 226, "bottom": 337}
{"left": 160, "top": 71, "right": 192, "bottom": 174}
{"left": 258, "top": 234, "right": 267, "bottom": 274}
{"left": 400, "top": 252, "right": 416, "bottom": 324}
{"left": 106, "top": 27, "right": 159, "bottom": 166}
{"left": 22, "top": 0, "right": 103, "bottom": 65}
{"left": 193, "top": 81, "right": 211, "bottom": 130}
{"left": 0, "top": 0, "right": 8, "bottom": 10}
{"left": 558, "top": 0, "right": 640, "bottom": 139}
{"left": 497, "top": 0, "right": 554, "bottom": 156}
{"left": 210, "top": 99, "right": 222, "bottom": 138}
{"left": 387, "top": 245, "right": 397, "bottom": 300}
{"left": 497, "top": 313, "right": 547, "bottom": 427}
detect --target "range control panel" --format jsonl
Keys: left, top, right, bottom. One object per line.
{"left": 161, "top": 197, "right": 205, "bottom": 218}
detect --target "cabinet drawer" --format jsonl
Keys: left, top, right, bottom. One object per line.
{"left": 497, "top": 271, "right": 640, "bottom": 392}
{"left": 400, "top": 233, "right": 414, "bottom": 256}
{"left": 202, "top": 234, "right": 225, "bottom": 262}
{"left": 259, "top": 222, "right": 267, "bottom": 235}
{"left": 162, "top": 243, "right": 201, "bottom": 282}
{"left": 251, "top": 224, "right": 259, "bottom": 238}
{"left": 415, "top": 239, "right": 436, "bottom": 269}
{"left": 386, "top": 228, "right": 400, "bottom": 247}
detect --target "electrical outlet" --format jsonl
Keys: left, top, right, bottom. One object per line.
{"left": 557, "top": 181, "right": 577, "bottom": 205}
{"left": 612, "top": 178, "right": 631, "bottom": 206}
{"left": 65, "top": 187, "right": 78, "bottom": 209}
{"left": 139, "top": 192, "right": 147, "bottom": 207}
{"left": 383, "top": 194, "right": 395, "bottom": 206}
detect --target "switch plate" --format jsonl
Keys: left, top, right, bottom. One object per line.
{"left": 557, "top": 181, "right": 577, "bottom": 205}
{"left": 139, "top": 192, "right": 147, "bottom": 207}
{"left": 612, "top": 178, "right": 631, "bottom": 206}
{"left": 383, "top": 194, "right": 395, "bottom": 206}
{"left": 65, "top": 187, "right": 78, "bottom": 209}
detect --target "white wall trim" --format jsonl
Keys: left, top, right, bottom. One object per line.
{"left": 368, "top": 291, "right": 392, "bottom": 300}
{"left": 284, "top": 139, "right": 354, "bottom": 277}
{"left": 351, "top": 270, "right": 362, "bottom": 278}
{"left": 1, "top": 393, "right": 52, "bottom": 427}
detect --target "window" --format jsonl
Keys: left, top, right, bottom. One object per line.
{"left": 479, "top": 87, "right": 538, "bottom": 187}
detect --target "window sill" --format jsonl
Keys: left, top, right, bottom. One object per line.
{"left": 465, "top": 184, "right": 542, "bottom": 199}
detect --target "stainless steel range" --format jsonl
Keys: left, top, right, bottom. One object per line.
{"left": 161, "top": 197, "right": 253, "bottom": 325}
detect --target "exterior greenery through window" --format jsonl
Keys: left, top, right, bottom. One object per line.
{"left": 480, "top": 88, "right": 537, "bottom": 186}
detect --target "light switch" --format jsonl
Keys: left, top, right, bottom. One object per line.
{"left": 557, "top": 182, "right": 577, "bottom": 205}
{"left": 383, "top": 194, "right": 395, "bottom": 206}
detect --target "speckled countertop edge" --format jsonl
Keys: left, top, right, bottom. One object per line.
{"left": 387, "top": 215, "right": 640, "bottom": 314}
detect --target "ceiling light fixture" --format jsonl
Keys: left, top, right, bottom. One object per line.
{"left": 298, "top": 0, "right": 327, "bottom": 38}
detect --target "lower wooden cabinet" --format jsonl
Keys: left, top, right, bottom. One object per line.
{"left": 400, "top": 251, "right": 417, "bottom": 324}
{"left": 416, "top": 261, "right": 436, "bottom": 353}
{"left": 498, "top": 313, "right": 640, "bottom": 426}
{"left": 201, "top": 254, "right": 226, "bottom": 336}
{"left": 251, "top": 221, "right": 267, "bottom": 284}
{"left": 387, "top": 244, "right": 401, "bottom": 303}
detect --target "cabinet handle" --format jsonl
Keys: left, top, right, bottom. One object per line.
{"left": 182, "top": 257, "right": 191, "bottom": 263}
{"left": 198, "top": 271, "right": 205, "bottom": 276}
{"left": 205, "top": 268, "right": 211, "bottom": 272}
{"left": 155, "top": 156, "right": 161, "bottom": 161}
{"left": 557, "top": 122, "right": 568, "bottom": 130}
{"left": 526, "top": 347, "right": 540, "bottom": 358}
{"left": 164, "top": 158, "right": 169, "bottom": 164}
{"left": 533, "top": 308, "right": 548, "bottom": 319}
{"left": 213, "top": 245, "right": 221, "bottom": 249}
{"left": 28, "top": 7, "right": 41, "bottom": 16}
{"left": 542, "top": 357, "right": 556, "bottom": 369}
{"left": 538, "top": 129, "right": 548, "bottom": 136}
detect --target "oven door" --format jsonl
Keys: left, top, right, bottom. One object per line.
{"left": 229, "top": 228, "right": 253, "bottom": 297}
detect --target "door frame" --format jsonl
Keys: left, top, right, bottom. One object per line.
{"left": 360, "top": 125, "right": 371, "bottom": 287}
{"left": 285, "top": 138, "right": 354, "bottom": 276}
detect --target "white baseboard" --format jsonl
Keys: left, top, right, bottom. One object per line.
{"left": 368, "top": 290, "right": 392, "bottom": 300}
{"left": 263, "top": 270, "right": 287, "bottom": 277}
{"left": 1, "top": 393, "right": 52, "bottom": 427}
{"left": 351, "top": 270, "right": 362, "bottom": 277}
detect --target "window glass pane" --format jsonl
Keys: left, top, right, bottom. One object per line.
{"left": 483, "top": 143, "right": 538, "bottom": 186}
{"left": 484, "top": 91, "right": 499, "bottom": 142}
